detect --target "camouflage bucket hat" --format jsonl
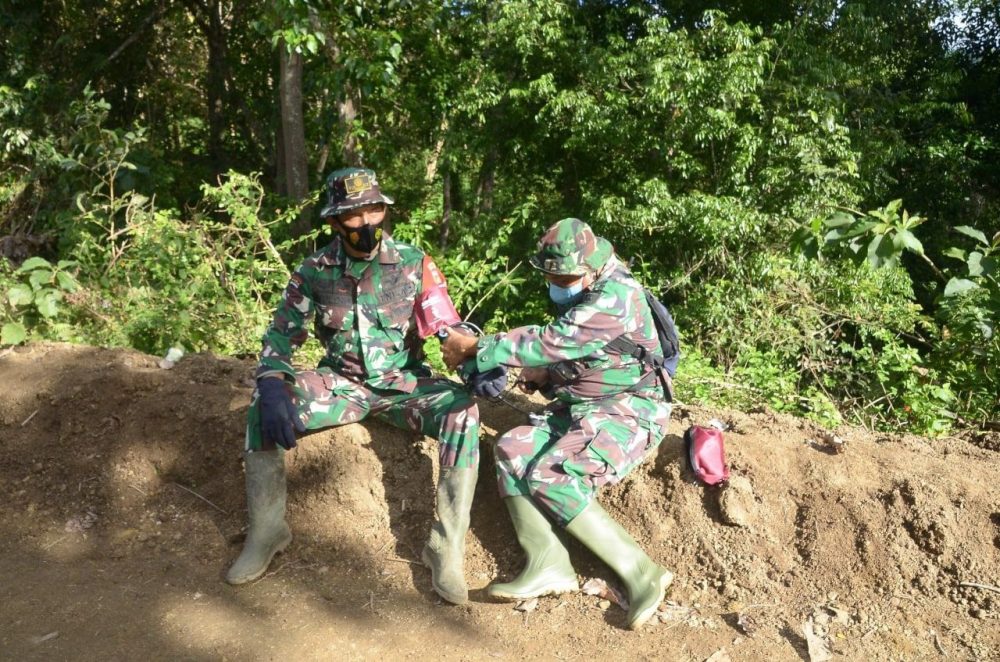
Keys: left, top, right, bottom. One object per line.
{"left": 529, "top": 218, "right": 613, "bottom": 276}
{"left": 320, "top": 167, "right": 395, "bottom": 217}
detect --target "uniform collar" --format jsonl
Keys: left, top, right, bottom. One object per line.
{"left": 321, "top": 233, "right": 402, "bottom": 267}
{"left": 595, "top": 254, "right": 622, "bottom": 282}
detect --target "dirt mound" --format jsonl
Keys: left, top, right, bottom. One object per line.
{"left": 1, "top": 343, "right": 997, "bottom": 661}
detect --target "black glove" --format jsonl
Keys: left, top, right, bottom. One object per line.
{"left": 463, "top": 364, "right": 509, "bottom": 399}
{"left": 258, "top": 377, "right": 305, "bottom": 450}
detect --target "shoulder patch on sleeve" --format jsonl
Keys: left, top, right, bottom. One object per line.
{"left": 421, "top": 256, "right": 447, "bottom": 289}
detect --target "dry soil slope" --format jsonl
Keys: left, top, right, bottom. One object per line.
{"left": 0, "top": 343, "right": 996, "bottom": 661}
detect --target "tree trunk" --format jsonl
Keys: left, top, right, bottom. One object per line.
{"left": 279, "top": 44, "right": 311, "bottom": 239}
{"left": 338, "top": 93, "right": 361, "bottom": 167}
{"left": 440, "top": 167, "right": 452, "bottom": 249}
{"left": 204, "top": 2, "right": 229, "bottom": 173}
{"left": 475, "top": 147, "right": 497, "bottom": 220}
{"left": 309, "top": 10, "right": 361, "bottom": 167}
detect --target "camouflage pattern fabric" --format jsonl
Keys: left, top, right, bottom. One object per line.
{"left": 259, "top": 234, "right": 437, "bottom": 392}
{"left": 253, "top": 232, "right": 480, "bottom": 468}
{"left": 475, "top": 254, "right": 670, "bottom": 403}
{"left": 479, "top": 218, "right": 674, "bottom": 524}
{"left": 529, "top": 217, "right": 613, "bottom": 276}
{"left": 245, "top": 368, "right": 480, "bottom": 469}
{"left": 319, "top": 167, "right": 394, "bottom": 218}
{"left": 494, "top": 395, "right": 671, "bottom": 525}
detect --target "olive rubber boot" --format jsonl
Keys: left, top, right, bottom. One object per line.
{"left": 421, "top": 467, "right": 477, "bottom": 604}
{"left": 487, "top": 496, "right": 579, "bottom": 600}
{"left": 565, "top": 500, "right": 672, "bottom": 629}
{"left": 225, "top": 449, "right": 292, "bottom": 585}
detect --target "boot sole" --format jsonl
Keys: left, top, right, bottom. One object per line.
{"left": 487, "top": 580, "right": 580, "bottom": 601}
{"left": 225, "top": 532, "right": 293, "bottom": 585}
{"left": 421, "top": 546, "right": 469, "bottom": 605}
{"left": 627, "top": 569, "right": 673, "bottom": 630}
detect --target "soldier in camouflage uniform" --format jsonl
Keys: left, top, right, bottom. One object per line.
{"left": 442, "top": 218, "right": 674, "bottom": 629}
{"left": 226, "top": 167, "right": 482, "bottom": 606}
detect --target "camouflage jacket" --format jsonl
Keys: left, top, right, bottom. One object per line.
{"left": 474, "top": 256, "right": 665, "bottom": 403}
{"left": 257, "top": 234, "right": 447, "bottom": 393}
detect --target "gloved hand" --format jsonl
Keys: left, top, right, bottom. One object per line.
{"left": 462, "top": 364, "right": 509, "bottom": 399}
{"left": 258, "top": 377, "right": 305, "bottom": 450}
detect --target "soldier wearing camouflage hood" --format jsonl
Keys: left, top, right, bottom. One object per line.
{"left": 226, "top": 167, "right": 482, "bottom": 606}
{"left": 442, "top": 218, "right": 675, "bottom": 629}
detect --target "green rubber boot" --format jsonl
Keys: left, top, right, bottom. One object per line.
{"left": 421, "top": 467, "right": 477, "bottom": 604}
{"left": 225, "top": 449, "right": 293, "bottom": 585}
{"left": 487, "top": 496, "right": 579, "bottom": 600}
{"left": 565, "top": 500, "right": 672, "bottom": 629}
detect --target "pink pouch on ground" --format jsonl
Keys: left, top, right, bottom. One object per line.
{"left": 683, "top": 425, "right": 730, "bottom": 486}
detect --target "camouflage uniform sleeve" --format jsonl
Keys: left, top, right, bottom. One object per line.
{"left": 255, "top": 268, "right": 315, "bottom": 380}
{"left": 475, "top": 283, "right": 639, "bottom": 371}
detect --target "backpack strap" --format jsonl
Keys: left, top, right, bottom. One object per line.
{"left": 604, "top": 335, "right": 665, "bottom": 369}
{"left": 604, "top": 335, "right": 673, "bottom": 402}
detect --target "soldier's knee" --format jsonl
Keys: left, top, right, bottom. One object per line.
{"left": 493, "top": 425, "right": 536, "bottom": 463}
{"left": 524, "top": 459, "right": 557, "bottom": 495}
{"left": 446, "top": 387, "right": 478, "bottom": 416}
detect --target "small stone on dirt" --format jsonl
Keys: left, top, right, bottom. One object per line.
{"left": 30, "top": 632, "right": 59, "bottom": 645}
{"left": 705, "top": 648, "right": 731, "bottom": 662}
{"left": 514, "top": 598, "right": 538, "bottom": 613}
{"left": 718, "top": 475, "right": 755, "bottom": 527}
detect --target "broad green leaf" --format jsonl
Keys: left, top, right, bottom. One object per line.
{"left": 28, "top": 269, "right": 53, "bottom": 289}
{"left": 980, "top": 256, "right": 997, "bottom": 277}
{"left": 942, "top": 247, "right": 966, "bottom": 261}
{"left": 867, "top": 235, "right": 887, "bottom": 267}
{"left": 823, "top": 212, "right": 854, "bottom": 228}
{"left": 823, "top": 228, "right": 845, "bottom": 243}
{"left": 7, "top": 284, "right": 32, "bottom": 306}
{"left": 55, "top": 272, "right": 79, "bottom": 292}
{"left": 943, "top": 278, "right": 979, "bottom": 297}
{"left": 1, "top": 322, "right": 26, "bottom": 345}
{"left": 874, "top": 232, "right": 898, "bottom": 266}
{"left": 954, "top": 225, "right": 988, "bottom": 245}
{"left": 839, "top": 221, "right": 877, "bottom": 240}
{"left": 967, "top": 251, "right": 984, "bottom": 277}
{"left": 16, "top": 257, "right": 51, "bottom": 273}
{"left": 894, "top": 229, "right": 923, "bottom": 255}
{"left": 35, "top": 292, "right": 60, "bottom": 318}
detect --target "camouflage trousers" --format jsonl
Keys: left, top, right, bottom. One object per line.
{"left": 494, "top": 393, "right": 671, "bottom": 525}
{"left": 246, "top": 367, "right": 481, "bottom": 469}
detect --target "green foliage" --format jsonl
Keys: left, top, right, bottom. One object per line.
{"left": 0, "top": 257, "right": 81, "bottom": 344}
{"left": 800, "top": 200, "right": 1000, "bottom": 433}
{"left": 2, "top": 1, "right": 1000, "bottom": 436}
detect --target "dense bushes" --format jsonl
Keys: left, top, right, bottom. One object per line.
{"left": 2, "top": 2, "right": 998, "bottom": 434}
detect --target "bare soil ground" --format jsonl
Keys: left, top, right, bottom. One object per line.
{"left": 1, "top": 342, "right": 998, "bottom": 661}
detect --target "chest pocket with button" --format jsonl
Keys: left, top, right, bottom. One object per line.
{"left": 311, "top": 274, "right": 355, "bottom": 346}
{"left": 376, "top": 263, "right": 417, "bottom": 348}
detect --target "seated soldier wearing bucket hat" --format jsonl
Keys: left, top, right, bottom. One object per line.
{"left": 441, "top": 217, "right": 674, "bottom": 629}
{"left": 227, "top": 167, "right": 482, "bottom": 606}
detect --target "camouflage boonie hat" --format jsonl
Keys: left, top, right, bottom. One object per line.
{"left": 529, "top": 218, "right": 613, "bottom": 276}
{"left": 320, "top": 167, "right": 395, "bottom": 217}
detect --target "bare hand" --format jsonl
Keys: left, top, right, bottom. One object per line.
{"left": 440, "top": 327, "right": 479, "bottom": 371}
{"left": 517, "top": 366, "right": 549, "bottom": 394}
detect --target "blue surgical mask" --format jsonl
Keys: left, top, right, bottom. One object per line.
{"left": 548, "top": 281, "right": 586, "bottom": 306}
